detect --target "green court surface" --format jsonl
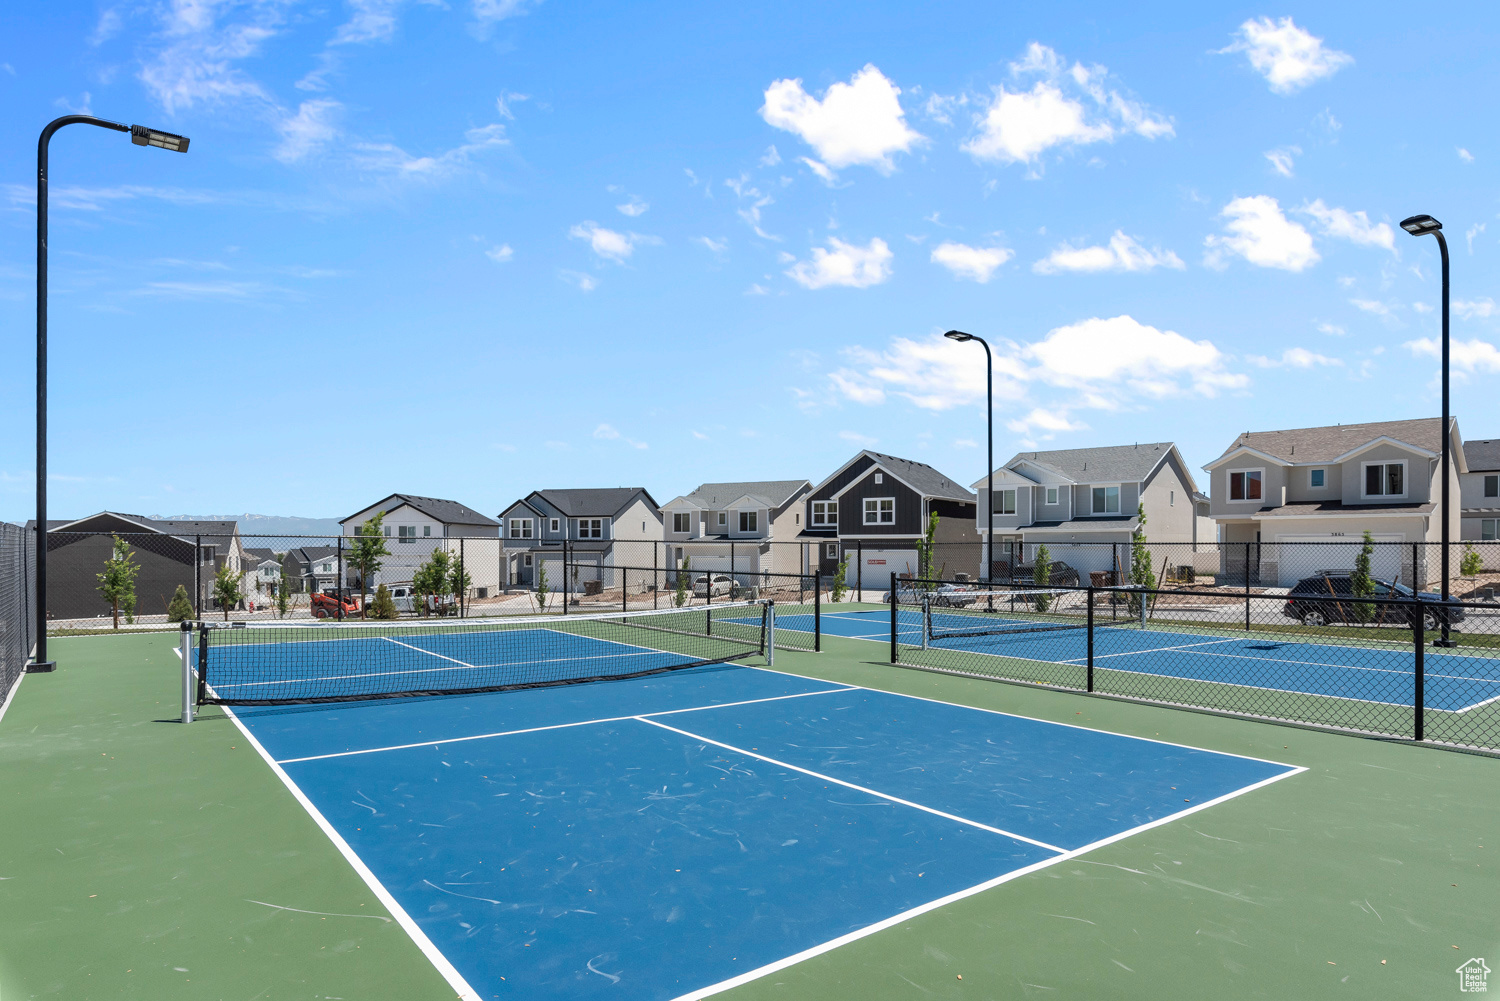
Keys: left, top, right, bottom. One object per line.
{"left": 1, "top": 625, "right": 1496, "bottom": 1000}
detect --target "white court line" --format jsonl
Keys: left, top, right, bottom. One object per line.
{"left": 0, "top": 668, "right": 25, "bottom": 729}
{"left": 273, "top": 687, "right": 856, "bottom": 764}
{"left": 218, "top": 704, "right": 482, "bottom": 1001}
{"left": 1083, "top": 643, "right": 1500, "bottom": 687}
{"left": 213, "top": 647, "right": 674, "bottom": 691}
{"left": 635, "top": 716, "right": 1068, "bottom": 854}
{"left": 666, "top": 763, "right": 1304, "bottom": 1001}
{"left": 1057, "top": 636, "right": 1246, "bottom": 663}
{"left": 381, "top": 635, "right": 478, "bottom": 667}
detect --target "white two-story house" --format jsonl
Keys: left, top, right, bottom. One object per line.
{"left": 499, "top": 488, "right": 663, "bottom": 592}
{"left": 1461, "top": 438, "right": 1500, "bottom": 543}
{"left": 971, "top": 442, "right": 1213, "bottom": 580}
{"left": 1203, "top": 418, "right": 1465, "bottom": 586}
{"left": 659, "top": 479, "right": 812, "bottom": 582}
{"left": 341, "top": 493, "right": 501, "bottom": 597}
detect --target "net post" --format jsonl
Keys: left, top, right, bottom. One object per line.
{"left": 563, "top": 540, "right": 570, "bottom": 616}
{"left": 1086, "top": 585, "right": 1095, "bottom": 692}
{"left": 706, "top": 603, "right": 712, "bottom": 637}
{"left": 889, "top": 571, "right": 898, "bottom": 664}
{"left": 459, "top": 537, "right": 466, "bottom": 618}
{"left": 765, "top": 600, "right": 775, "bottom": 666}
{"left": 1244, "top": 541, "right": 1251, "bottom": 632}
{"left": 623, "top": 566, "right": 628, "bottom": 613}
{"left": 814, "top": 574, "right": 821, "bottom": 653}
{"left": 179, "top": 620, "right": 194, "bottom": 724}
{"left": 1414, "top": 594, "right": 1425, "bottom": 741}
{"left": 195, "top": 622, "right": 208, "bottom": 707}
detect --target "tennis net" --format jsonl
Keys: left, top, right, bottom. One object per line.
{"left": 194, "top": 602, "right": 768, "bottom": 706}
{"left": 923, "top": 588, "right": 1127, "bottom": 642}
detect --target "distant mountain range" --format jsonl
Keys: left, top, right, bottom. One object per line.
{"left": 149, "top": 514, "right": 341, "bottom": 538}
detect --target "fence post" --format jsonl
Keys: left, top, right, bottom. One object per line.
{"left": 731, "top": 540, "right": 736, "bottom": 588}
{"left": 814, "top": 574, "right": 822, "bottom": 653}
{"left": 1086, "top": 585, "right": 1095, "bottom": 692}
{"left": 1414, "top": 594, "right": 1425, "bottom": 741}
{"left": 858, "top": 541, "right": 864, "bottom": 603}
{"left": 336, "top": 536, "right": 344, "bottom": 621}
{"left": 889, "top": 571, "right": 898, "bottom": 663}
{"left": 1412, "top": 541, "right": 1419, "bottom": 591}
{"left": 623, "top": 567, "right": 628, "bottom": 612}
{"left": 1244, "top": 541, "right": 1252, "bottom": 632}
{"left": 766, "top": 600, "right": 775, "bottom": 667}
{"left": 921, "top": 593, "right": 930, "bottom": 651}
{"left": 194, "top": 534, "right": 202, "bottom": 619}
{"left": 459, "top": 537, "right": 466, "bottom": 618}
{"left": 653, "top": 542, "right": 659, "bottom": 610}
{"left": 562, "top": 540, "right": 570, "bottom": 616}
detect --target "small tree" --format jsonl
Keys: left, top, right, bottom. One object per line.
{"left": 915, "top": 511, "right": 940, "bottom": 586}
{"left": 212, "top": 564, "right": 245, "bottom": 622}
{"left": 346, "top": 513, "right": 392, "bottom": 619}
{"left": 448, "top": 554, "right": 472, "bottom": 617}
{"left": 1127, "top": 504, "right": 1157, "bottom": 615}
{"left": 96, "top": 534, "right": 142, "bottom": 630}
{"left": 1461, "top": 542, "right": 1483, "bottom": 581}
{"left": 830, "top": 553, "right": 851, "bottom": 604}
{"left": 533, "top": 560, "right": 551, "bottom": 613}
{"left": 413, "top": 548, "right": 452, "bottom": 617}
{"left": 1350, "top": 529, "right": 1376, "bottom": 624}
{"left": 167, "top": 584, "right": 194, "bottom": 623}
{"left": 275, "top": 574, "right": 292, "bottom": 619}
{"left": 674, "top": 555, "right": 691, "bottom": 608}
{"left": 369, "top": 583, "right": 399, "bottom": 620}
{"left": 1034, "top": 543, "right": 1052, "bottom": 613}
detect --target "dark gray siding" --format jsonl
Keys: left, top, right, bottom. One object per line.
{"left": 44, "top": 533, "right": 197, "bottom": 621}
{"left": 838, "top": 470, "right": 923, "bottom": 536}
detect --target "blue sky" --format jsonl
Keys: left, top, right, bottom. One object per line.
{"left": 1, "top": 1, "right": 1497, "bottom": 521}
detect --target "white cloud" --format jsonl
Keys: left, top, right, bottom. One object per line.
{"left": 953, "top": 438, "right": 978, "bottom": 448}
{"left": 1412, "top": 301, "right": 1432, "bottom": 314}
{"left": 1318, "top": 322, "right": 1346, "bottom": 336}
{"left": 1204, "top": 195, "right": 1318, "bottom": 271}
{"left": 1005, "top": 408, "right": 1087, "bottom": 438}
{"left": 838, "top": 430, "right": 878, "bottom": 447}
{"left": 559, "top": 270, "right": 596, "bottom": 292}
{"left": 333, "top": 0, "right": 406, "bottom": 45}
{"left": 695, "top": 236, "right": 727, "bottom": 253}
{"left": 930, "top": 242, "right": 1014, "bottom": 283}
{"left": 1247, "top": 347, "right": 1342, "bottom": 368}
{"left": 138, "top": 3, "right": 278, "bottom": 113}
{"left": 760, "top": 64, "right": 923, "bottom": 172}
{"left": 471, "top": 0, "right": 532, "bottom": 37}
{"left": 351, "top": 121, "right": 510, "bottom": 178}
{"left": 1264, "top": 146, "right": 1299, "bottom": 177}
{"left": 1350, "top": 298, "right": 1393, "bottom": 315}
{"left": 1467, "top": 223, "right": 1486, "bottom": 254}
{"left": 593, "top": 423, "right": 648, "bottom": 449}
{"left": 786, "top": 237, "right": 893, "bottom": 289}
{"left": 1022, "top": 316, "right": 1246, "bottom": 398}
{"left": 725, "top": 175, "right": 779, "bottom": 240}
{"left": 495, "top": 91, "right": 529, "bottom": 119}
{"left": 759, "top": 145, "right": 781, "bottom": 166}
{"left": 962, "top": 43, "right": 1172, "bottom": 167}
{"left": 616, "top": 196, "right": 648, "bottom": 217}
{"left": 1221, "top": 17, "right": 1353, "bottom": 94}
{"left": 799, "top": 157, "right": 839, "bottom": 185}
{"left": 745, "top": 283, "right": 770, "bottom": 296}
{"left": 273, "top": 99, "right": 341, "bottom": 163}
{"left": 484, "top": 243, "right": 514, "bottom": 263}
{"left": 1033, "top": 231, "right": 1184, "bottom": 274}
{"left": 569, "top": 222, "right": 657, "bottom": 263}
{"left": 1297, "top": 200, "right": 1394, "bottom": 250}
{"left": 1455, "top": 297, "right": 1497, "bottom": 319}
{"left": 1406, "top": 336, "right": 1500, "bottom": 372}
{"left": 1458, "top": 147, "right": 1475, "bottom": 163}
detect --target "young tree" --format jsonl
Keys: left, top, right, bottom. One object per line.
{"left": 413, "top": 548, "right": 452, "bottom": 617}
{"left": 1461, "top": 542, "right": 1483, "bottom": 581}
{"left": 346, "top": 513, "right": 392, "bottom": 619}
{"left": 275, "top": 574, "right": 292, "bottom": 619}
{"left": 96, "top": 534, "right": 141, "bottom": 630}
{"left": 166, "top": 584, "right": 194, "bottom": 623}
{"left": 830, "top": 554, "right": 851, "bottom": 604}
{"left": 369, "top": 583, "right": 399, "bottom": 620}
{"left": 1350, "top": 529, "right": 1376, "bottom": 624}
{"left": 1128, "top": 504, "right": 1157, "bottom": 615}
{"left": 533, "top": 560, "right": 551, "bottom": 613}
{"left": 1033, "top": 543, "right": 1052, "bottom": 613}
{"left": 448, "top": 553, "right": 472, "bottom": 617}
{"left": 915, "top": 510, "right": 940, "bottom": 586}
{"left": 674, "top": 555, "right": 691, "bottom": 608}
{"left": 212, "top": 564, "right": 245, "bottom": 622}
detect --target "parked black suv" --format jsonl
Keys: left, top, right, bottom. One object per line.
{"left": 1282, "top": 573, "right": 1466, "bottom": 629}
{"left": 1009, "top": 561, "right": 1082, "bottom": 587}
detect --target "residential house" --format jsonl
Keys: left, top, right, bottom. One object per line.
{"left": 659, "top": 479, "right": 812, "bottom": 581}
{"left": 283, "top": 546, "right": 341, "bottom": 594}
{"left": 799, "top": 451, "right": 977, "bottom": 587}
{"left": 340, "top": 494, "right": 501, "bottom": 597}
{"left": 971, "top": 442, "right": 1214, "bottom": 581}
{"left": 241, "top": 547, "right": 283, "bottom": 603}
{"left": 1461, "top": 438, "right": 1500, "bottom": 542}
{"left": 27, "top": 512, "right": 243, "bottom": 621}
{"left": 499, "top": 488, "right": 664, "bottom": 592}
{"left": 1203, "top": 418, "right": 1464, "bottom": 586}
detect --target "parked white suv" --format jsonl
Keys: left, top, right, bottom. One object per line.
{"left": 692, "top": 574, "right": 735, "bottom": 597}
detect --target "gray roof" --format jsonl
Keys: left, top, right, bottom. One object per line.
{"left": 859, "top": 451, "right": 974, "bottom": 502}
{"left": 529, "top": 488, "right": 659, "bottom": 518}
{"left": 345, "top": 494, "right": 498, "bottom": 527}
{"left": 1214, "top": 418, "right": 1448, "bottom": 464}
{"left": 288, "top": 546, "right": 339, "bottom": 563}
{"left": 679, "top": 480, "right": 809, "bottom": 510}
{"left": 1253, "top": 500, "right": 1436, "bottom": 518}
{"left": 1464, "top": 439, "right": 1500, "bottom": 472}
{"left": 999, "top": 442, "right": 1176, "bottom": 485}
{"left": 34, "top": 512, "right": 239, "bottom": 539}
{"left": 242, "top": 547, "right": 279, "bottom": 562}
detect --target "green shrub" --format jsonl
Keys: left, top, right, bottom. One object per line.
{"left": 167, "top": 584, "right": 194, "bottom": 623}
{"left": 369, "top": 584, "right": 399, "bottom": 620}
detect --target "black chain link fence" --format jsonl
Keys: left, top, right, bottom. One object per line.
{"left": 1, "top": 524, "right": 36, "bottom": 709}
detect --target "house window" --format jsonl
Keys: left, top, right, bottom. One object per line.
{"left": 1170, "top": 490, "right": 1175, "bottom": 507}
{"left": 864, "top": 498, "right": 895, "bottom": 524}
{"left": 825, "top": 543, "right": 838, "bottom": 559}
{"left": 1363, "top": 461, "right": 1405, "bottom": 497}
{"left": 874, "top": 473, "right": 883, "bottom": 484}
{"left": 1310, "top": 468, "right": 1326, "bottom": 488}
{"left": 398, "top": 525, "right": 417, "bottom": 544}
{"left": 1228, "top": 470, "right": 1262, "bottom": 502}
{"left": 1045, "top": 487, "right": 1058, "bottom": 505}
{"left": 1092, "top": 485, "right": 1121, "bottom": 514}
{"left": 1484, "top": 519, "right": 1498, "bottom": 541}
{"left": 508, "top": 518, "right": 533, "bottom": 539}
{"left": 739, "top": 511, "right": 758, "bottom": 532}
{"left": 812, "top": 501, "right": 838, "bottom": 526}
{"left": 383, "top": 525, "right": 391, "bottom": 537}
{"left": 718, "top": 512, "right": 727, "bottom": 526}
{"left": 1486, "top": 475, "right": 1498, "bottom": 498}
{"left": 550, "top": 518, "right": 560, "bottom": 532}
{"left": 994, "top": 489, "right": 1016, "bottom": 515}
{"left": 577, "top": 518, "right": 604, "bottom": 539}
{"left": 523, "top": 554, "right": 532, "bottom": 567}
{"left": 672, "top": 512, "right": 691, "bottom": 533}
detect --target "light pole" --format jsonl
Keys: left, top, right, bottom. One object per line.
{"left": 944, "top": 330, "right": 993, "bottom": 589}
{"left": 27, "top": 116, "right": 190, "bottom": 673}
{"left": 1399, "top": 214, "right": 1456, "bottom": 648}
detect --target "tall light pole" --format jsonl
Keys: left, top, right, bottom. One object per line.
{"left": 1399, "top": 214, "right": 1456, "bottom": 648}
{"left": 944, "top": 330, "right": 993, "bottom": 586}
{"left": 27, "top": 116, "right": 190, "bottom": 673}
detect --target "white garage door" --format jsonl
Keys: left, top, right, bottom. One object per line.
{"left": 857, "top": 549, "right": 919, "bottom": 589}
{"left": 1274, "top": 534, "right": 1404, "bottom": 587}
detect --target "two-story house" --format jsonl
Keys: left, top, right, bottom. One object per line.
{"left": 971, "top": 442, "right": 1214, "bottom": 580}
{"left": 242, "top": 547, "right": 283, "bottom": 601}
{"left": 1461, "top": 438, "right": 1500, "bottom": 543}
{"left": 282, "top": 546, "right": 340, "bottom": 594}
{"left": 1203, "top": 418, "right": 1465, "bottom": 586}
{"left": 341, "top": 494, "right": 501, "bottom": 596}
{"left": 799, "top": 451, "right": 977, "bottom": 587}
{"left": 499, "top": 488, "right": 663, "bottom": 592}
{"left": 659, "top": 480, "right": 812, "bottom": 581}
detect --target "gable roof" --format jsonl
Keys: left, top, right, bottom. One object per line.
{"left": 242, "top": 547, "right": 279, "bottom": 563}
{"left": 287, "top": 546, "right": 339, "bottom": 563}
{"left": 983, "top": 442, "right": 1178, "bottom": 487}
{"left": 816, "top": 451, "right": 974, "bottom": 503}
{"left": 39, "top": 511, "right": 240, "bottom": 540}
{"left": 676, "top": 480, "right": 810, "bottom": 511}
{"left": 343, "top": 494, "right": 498, "bottom": 527}
{"left": 529, "top": 488, "right": 660, "bottom": 518}
{"left": 1464, "top": 439, "right": 1500, "bottom": 472}
{"left": 1209, "top": 418, "right": 1456, "bottom": 467}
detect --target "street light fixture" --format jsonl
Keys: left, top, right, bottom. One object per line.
{"left": 1399, "top": 213, "right": 1456, "bottom": 648}
{"left": 944, "top": 330, "right": 994, "bottom": 591}
{"left": 27, "top": 115, "right": 190, "bottom": 674}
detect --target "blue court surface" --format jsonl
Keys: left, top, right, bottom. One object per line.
{"left": 232, "top": 661, "right": 1301, "bottom": 1000}
{"left": 779, "top": 608, "right": 1500, "bottom": 713}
